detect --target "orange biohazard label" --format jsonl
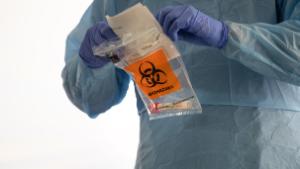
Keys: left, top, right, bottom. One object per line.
{"left": 125, "top": 48, "right": 181, "bottom": 99}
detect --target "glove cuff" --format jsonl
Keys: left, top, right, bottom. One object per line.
{"left": 216, "top": 22, "right": 229, "bottom": 48}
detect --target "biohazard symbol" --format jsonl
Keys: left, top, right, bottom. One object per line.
{"left": 139, "top": 61, "right": 167, "bottom": 88}
{"left": 124, "top": 48, "right": 181, "bottom": 99}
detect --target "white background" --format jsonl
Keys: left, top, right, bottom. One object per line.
{"left": 0, "top": 0, "right": 139, "bottom": 169}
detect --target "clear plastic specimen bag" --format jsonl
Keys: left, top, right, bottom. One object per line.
{"left": 93, "top": 3, "right": 202, "bottom": 119}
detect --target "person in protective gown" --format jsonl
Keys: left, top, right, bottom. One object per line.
{"left": 62, "top": 0, "right": 300, "bottom": 168}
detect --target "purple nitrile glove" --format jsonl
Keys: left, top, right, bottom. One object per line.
{"left": 79, "top": 21, "right": 119, "bottom": 68}
{"left": 156, "top": 5, "right": 228, "bottom": 48}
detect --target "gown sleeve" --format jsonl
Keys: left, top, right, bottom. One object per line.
{"left": 222, "top": 0, "right": 300, "bottom": 86}
{"left": 62, "top": 2, "right": 130, "bottom": 118}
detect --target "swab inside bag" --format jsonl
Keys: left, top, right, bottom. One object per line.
{"left": 93, "top": 3, "right": 202, "bottom": 119}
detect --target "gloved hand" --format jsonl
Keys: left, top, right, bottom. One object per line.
{"left": 156, "top": 5, "right": 228, "bottom": 48}
{"left": 79, "top": 21, "right": 119, "bottom": 68}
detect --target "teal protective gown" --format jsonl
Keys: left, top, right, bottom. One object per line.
{"left": 62, "top": 0, "right": 300, "bottom": 168}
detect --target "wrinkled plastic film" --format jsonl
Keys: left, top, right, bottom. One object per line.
{"left": 93, "top": 3, "right": 202, "bottom": 119}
